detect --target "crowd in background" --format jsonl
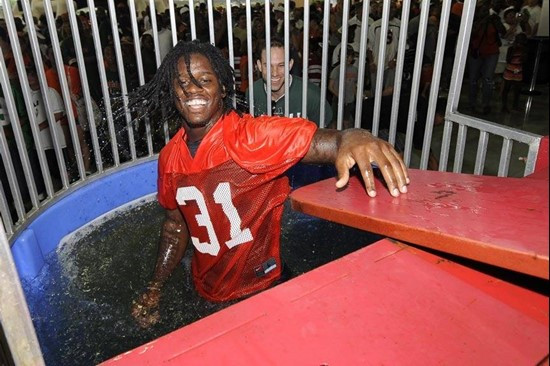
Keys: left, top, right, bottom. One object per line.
{"left": 0, "top": 0, "right": 546, "bottom": 220}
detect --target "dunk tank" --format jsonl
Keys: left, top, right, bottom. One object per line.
{"left": 1, "top": 0, "right": 549, "bottom": 365}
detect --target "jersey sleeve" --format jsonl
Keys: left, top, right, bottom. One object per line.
{"left": 225, "top": 114, "right": 317, "bottom": 175}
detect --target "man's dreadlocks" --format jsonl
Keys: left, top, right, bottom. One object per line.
{"left": 128, "top": 40, "right": 236, "bottom": 125}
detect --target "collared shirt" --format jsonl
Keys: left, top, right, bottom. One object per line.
{"left": 246, "top": 76, "right": 333, "bottom": 126}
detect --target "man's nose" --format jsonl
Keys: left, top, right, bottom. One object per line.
{"left": 183, "top": 81, "right": 201, "bottom": 95}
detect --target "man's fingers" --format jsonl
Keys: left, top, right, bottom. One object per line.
{"left": 132, "top": 291, "right": 162, "bottom": 328}
{"left": 335, "top": 169, "right": 350, "bottom": 188}
{"left": 389, "top": 147, "right": 410, "bottom": 188}
{"left": 132, "top": 300, "right": 160, "bottom": 328}
{"left": 380, "top": 163, "right": 400, "bottom": 197}
{"left": 136, "top": 311, "right": 160, "bottom": 329}
{"left": 335, "top": 131, "right": 410, "bottom": 198}
{"left": 369, "top": 145, "right": 408, "bottom": 197}
{"left": 382, "top": 148, "right": 408, "bottom": 195}
{"left": 356, "top": 159, "right": 377, "bottom": 197}
{"left": 335, "top": 157, "right": 352, "bottom": 188}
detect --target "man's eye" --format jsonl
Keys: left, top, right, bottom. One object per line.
{"left": 179, "top": 80, "right": 189, "bottom": 87}
{"left": 200, "top": 78, "right": 211, "bottom": 85}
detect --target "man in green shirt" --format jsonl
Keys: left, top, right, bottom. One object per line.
{"left": 245, "top": 38, "right": 333, "bottom": 126}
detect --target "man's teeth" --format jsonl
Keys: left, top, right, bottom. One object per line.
{"left": 186, "top": 99, "right": 207, "bottom": 106}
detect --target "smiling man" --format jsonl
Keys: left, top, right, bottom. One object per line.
{"left": 128, "top": 40, "right": 409, "bottom": 328}
{"left": 246, "top": 38, "right": 333, "bottom": 126}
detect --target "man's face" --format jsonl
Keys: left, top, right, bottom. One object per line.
{"left": 256, "top": 46, "right": 294, "bottom": 95}
{"left": 355, "top": 4, "right": 363, "bottom": 20}
{"left": 142, "top": 35, "right": 154, "bottom": 49}
{"left": 238, "top": 15, "right": 246, "bottom": 28}
{"left": 173, "top": 53, "right": 225, "bottom": 130}
{"left": 371, "top": 3, "right": 381, "bottom": 19}
{"left": 27, "top": 69, "right": 39, "bottom": 91}
{"left": 504, "top": 11, "right": 516, "bottom": 24}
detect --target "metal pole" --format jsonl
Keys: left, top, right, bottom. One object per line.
{"left": 0, "top": 222, "right": 45, "bottom": 365}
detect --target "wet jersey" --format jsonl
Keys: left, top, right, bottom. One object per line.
{"left": 157, "top": 111, "right": 317, "bottom": 302}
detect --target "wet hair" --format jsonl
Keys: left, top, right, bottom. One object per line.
{"left": 128, "top": 40, "right": 236, "bottom": 124}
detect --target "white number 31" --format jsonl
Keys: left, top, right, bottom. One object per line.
{"left": 176, "top": 182, "right": 253, "bottom": 256}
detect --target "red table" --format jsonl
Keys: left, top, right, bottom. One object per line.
{"left": 290, "top": 169, "right": 549, "bottom": 279}
{"left": 102, "top": 239, "right": 548, "bottom": 365}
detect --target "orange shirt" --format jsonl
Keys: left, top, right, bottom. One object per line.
{"left": 451, "top": 2, "right": 463, "bottom": 16}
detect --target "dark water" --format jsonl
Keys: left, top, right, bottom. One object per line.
{"left": 23, "top": 192, "right": 381, "bottom": 366}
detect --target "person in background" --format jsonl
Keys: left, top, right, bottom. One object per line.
{"left": 501, "top": 32, "right": 528, "bottom": 113}
{"left": 328, "top": 45, "right": 359, "bottom": 129}
{"left": 467, "top": 2, "right": 506, "bottom": 115}
{"left": 522, "top": 0, "right": 542, "bottom": 36}
{"left": 495, "top": 8, "right": 523, "bottom": 87}
{"left": 246, "top": 38, "right": 333, "bottom": 126}
{"left": 27, "top": 65, "right": 68, "bottom": 183}
{"left": 157, "top": 13, "right": 173, "bottom": 61}
{"left": 57, "top": 43, "right": 93, "bottom": 176}
{"left": 367, "top": 1, "right": 401, "bottom": 94}
{"left": 233, "top": 12, "right": 248, "bottom": 55}
{"left": 127, "top": 40, "right": 409, "bottom": 328}
{"left": 141, "top": 33, "right": 158, "bottom": 83}
{"left": 231, "top": 36, "right": 250, "bottom": 111}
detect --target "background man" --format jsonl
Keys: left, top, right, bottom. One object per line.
{"left": 246, "top": 38, "right": 333, "bottom": 126}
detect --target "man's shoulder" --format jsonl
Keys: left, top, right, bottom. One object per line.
{"left": 303, "top": 77, "right": 324, "bottom": 93}
{"left": 250, "top": 79, "right": 266, "bottom": 92}
{"left": 290, "top": 75, "right": 319, "bottom": 91}
{"left": 371, "top": 18, "right": 383, "bottom": 27}
{"left": 246, "top": 80, "right": 267, "bottom": 103}
{"left": 389, "top": 18, "right": 401, "bottom": 27}
{"left": 159, "top": 129, "right": 185, "bottom": 159}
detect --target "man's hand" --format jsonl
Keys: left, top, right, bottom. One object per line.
{"left": 131, "top": 285, "right": 161, "bottom": 328}
{"left": 130, "top": 209, "right": 188, "bottom": 328}
{"left": 303, "top": 128, "right": 410, "bottom": 198}
{"left": 334, "top": 129, "right": 409, "bottom": 197}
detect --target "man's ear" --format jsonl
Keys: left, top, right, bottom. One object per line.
{"left": 289, "top": 58, "right": 294, "bottom": 71}
{"left": 256, "top": 59, "right": 262, "bottom": 72}
{"left": 221, "top": 85, "right": 226, "bottom": 97}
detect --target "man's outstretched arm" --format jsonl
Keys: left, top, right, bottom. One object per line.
{"left": 131, "top": 208, "right": 189, "bottom": 328}
{"left": 302, "top": 128, "right": 410, "bottom": 198}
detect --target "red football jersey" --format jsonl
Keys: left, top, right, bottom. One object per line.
{"left": 157, "top": 111, "right": 317, "bottom": 301}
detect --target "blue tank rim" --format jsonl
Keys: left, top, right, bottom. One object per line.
{"left": 10, "top": 158, "right": 159, "bottom": 281}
